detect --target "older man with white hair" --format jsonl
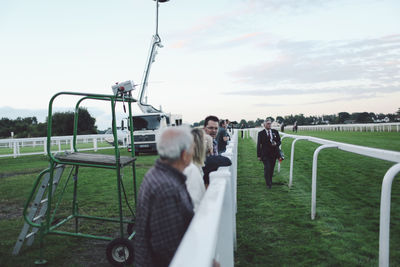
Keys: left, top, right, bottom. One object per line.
{"left": 134, "top": 126, "right": 194, "bottom": 267}
{"left": 257, "top": 118, "right": 281, "bottom": 189}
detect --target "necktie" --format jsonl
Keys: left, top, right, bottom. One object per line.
{"left": 268, "top": 130, "right": 272, "bottom": 142}
{"left": 213, "top": 139, "right": 218, "bottom": 155}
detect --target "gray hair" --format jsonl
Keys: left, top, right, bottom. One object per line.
{"left": 157, "top": 126, "right": 193, "bottom": 162}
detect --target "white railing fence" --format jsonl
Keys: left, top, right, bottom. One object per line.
{"left": 171, "top": 130, "right": 238, "bottom": 267}
{"left": 284, "top": 122, "right": 400, "bottom": 132}
{"left": 0, "top": 134, "right": 117, "bottom": 158}
{"left": 243, "top": 128, "right": 400, "bottom": 267}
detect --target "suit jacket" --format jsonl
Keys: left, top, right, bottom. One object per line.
{"left": 257, "top": 129, "right": 281, "bottom": 160}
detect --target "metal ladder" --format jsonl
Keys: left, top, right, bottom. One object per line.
{"left": 12, "top": 165, "right": 65, "bottom": 255}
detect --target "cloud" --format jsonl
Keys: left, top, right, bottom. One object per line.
{"left": 225, "top": 35, "right": 400, "bottom": 101}
{"left": 254, "top": 102, "right": 288, "bottom": 107}
{"left": 305, "top": 94, "right": 381, "bottom": 105}
{"left": 225, "top": 85, "right": 400, "bottom": 97}
{"left": 167, "top": 0, "right": 337, "bottom": 50}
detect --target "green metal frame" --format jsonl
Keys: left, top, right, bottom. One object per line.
{"left": 22, "top": 91, "right": 137, "bottom": 264}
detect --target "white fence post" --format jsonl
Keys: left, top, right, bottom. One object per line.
{"left": 379, "top": 163, "right": 400, "bottom": 267}
{"left": 311, "top": 144, "right": 338, "bottom": 220}
{"left": 13, "top": 141, "right": 18, "bottom": 158}
{"left": 289, "top": 137, "right": 308, "bottom": 188}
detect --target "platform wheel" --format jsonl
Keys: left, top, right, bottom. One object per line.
{"left": 106, "top": 238, "right": 134, "bottom": 266}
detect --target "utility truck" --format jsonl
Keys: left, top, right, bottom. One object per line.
{"left": 128, "top": 113, "right": 182, "bottom": 154}
{"left": 106, "top": 0, "right": 182, "bottom": 154}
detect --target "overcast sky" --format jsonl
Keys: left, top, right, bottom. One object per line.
{"left": 1, "top": 0, "right": 399, "bottom": 129}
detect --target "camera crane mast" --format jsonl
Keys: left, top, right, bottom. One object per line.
{"left": 137, "top": 0, "right": 169, "bottom": 113}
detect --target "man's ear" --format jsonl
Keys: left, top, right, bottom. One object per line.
{"left": 181, "top": 150, "right": 189, "bottom": 162}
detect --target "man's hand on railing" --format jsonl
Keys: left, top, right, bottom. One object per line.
{"left": 213, "top": 259, "right": 221, "bottom": 267}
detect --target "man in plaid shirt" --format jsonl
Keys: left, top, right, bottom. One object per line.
{"left": 134, "top": 126, "right": 194, "bottom": 267}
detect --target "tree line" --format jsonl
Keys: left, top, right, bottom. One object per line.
{"left": 1, "top": 108, "right": 399, "bottom": 138}
{"left": 0, "top": 108, "right": 97, "bottom": 138}
{"left": 192, "top": 109, "right": 400, "bottom": 128}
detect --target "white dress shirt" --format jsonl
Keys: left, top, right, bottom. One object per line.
{"left": 265, "top": 129, "right": 273, "bottom": 142}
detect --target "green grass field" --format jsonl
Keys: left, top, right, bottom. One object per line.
{"left": 0, "top": 149, "right": 157, "bottom": 267}
{"left": 0, "top": 131, "right": 399, "bottom": 266}
{"left": 235, "top": 131, "right": 400, "bottom": 266}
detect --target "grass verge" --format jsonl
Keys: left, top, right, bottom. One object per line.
{"left": 235, "top": 132, "right": 400, "bottom": 266}
{"left": 0, "top": 149, "right": 157, "bottom": 266}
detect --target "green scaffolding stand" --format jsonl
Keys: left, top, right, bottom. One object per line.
{"left": 17, "top": 91, "right": 138, "bottom": 266}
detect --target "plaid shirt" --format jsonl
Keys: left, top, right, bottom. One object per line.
{"left": 134, "top": 159, "right": 194, "bottom": 267}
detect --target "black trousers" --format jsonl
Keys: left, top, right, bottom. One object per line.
{"left": 262, "top": 157, "right": 276, "bottom": 187}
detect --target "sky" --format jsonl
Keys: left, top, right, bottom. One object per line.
{"left": 1, "top": 0, "right": 399, "bottom": 130}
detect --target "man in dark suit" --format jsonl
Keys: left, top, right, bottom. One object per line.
{"left": 257, "top": 118, "right": 281, "bottom": 189}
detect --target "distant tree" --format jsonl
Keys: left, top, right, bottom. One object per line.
{"left": 305, "top": 116, "right": 316, "bottom": 125}
{"left": 51, "top": 108, "right": 97, "bottom": 136}
{"left": 338, "top": 112, "right": 350, "bottom": 124}
{"left": 294, "top": 114, "right": 306, "bottom": 125}
{"left": 239, "top": 119, "right": 247, "bottom": 128}
{"left": 276, "top": 116, "right": 284, "bottom": 124}
{"left": 369, "top": 112, "right": 377, "bottom": 121}
{"left": 77, "top": 108, "right": 97, "bottom": 134}
{"left": 376, "top": 113, "right": 386, "bottom": 120}
{"left": 0, "top": 117, "right": 40, "bottom": 138}
{"left": 247, "top": 120, "right": 255, "bottom": 128}
{"left": 255, "top": 118, "right": 264, "bottom": 127}
{"left": 284, "top": 115, "right": 295, "bottom": 125}
{"left": 0, "top": 118, "right": 12, "bottom": 138}
{"left": 32, "top": 122, "right": 47, "bottom": 137}
{"left": 352, "top": 112, "right": 373, "bottom": 123}
{"left": 386, "top": 113, "right": 396, "bottom": 122}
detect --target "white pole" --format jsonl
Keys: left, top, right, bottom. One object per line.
{"left": 379, "top": 163, "right": 400, "bottom": 267}
{"left": 289, "top": 137, "right": 308, "bottom": 187}
{"left": 13, "top": 141, "right": 17, "bottom": 158}
{"left": 311, "top": 144, "right": 337, "bottom": 220}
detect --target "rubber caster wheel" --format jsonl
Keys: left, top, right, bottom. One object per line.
{"left": 106, "top": 238, "right": 134, "bottom": 266}
{"left": 127, "top": 222, "right": 135, "bottom": 236}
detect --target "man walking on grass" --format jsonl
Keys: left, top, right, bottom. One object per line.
{"left": 257, "top": 118, "right": 281, "bottom": 189}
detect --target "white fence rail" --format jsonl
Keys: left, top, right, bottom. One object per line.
{"left": 285, "top": 122, "right": 400, "bottom": 132}
{"left": 244, "top": 128, "right": 400, "bottom": 267}
{"left": 0, "top": 134, "right": 116, "bottom": 158}
{"left": 171, "top": 131, "right": 238, "bottom": 267}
